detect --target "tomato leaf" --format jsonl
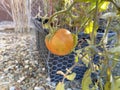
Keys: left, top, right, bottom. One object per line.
{"left": 66, "top": 73, "right": 76, "bottom": 81}
{"left": 84, "top": 20, "right": 94, "bottom": 34}
{"left": 56, "top": 82, "right": 65, "bottom": 90}
{"left": 99, "top": 1, "right": 110, "bottom": 11}
{"left": 82, "top": 69, "right": 92, "bottom": 90}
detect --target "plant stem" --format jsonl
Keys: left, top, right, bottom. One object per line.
{"left": 99, "top": 17, "right": 111, "bottom": 78}
{"left": 100, "top": 18, "right": 111, "bottom": 45}
{"left": 47, "top": 1, "right": 76, "bottom": 34}
{"left": 62, "top": 53, "right": 87, "bottom": 83}
{"left": 48, "top": 1, "right": 76, "bottom": 23}
{"left": 77, "top": 17, "right": 91, "bottom": 34}
{"left": 91, "top": 0, "right": 99, "bottom": 45}
{"left": 109, "top": 0, "right": 120, "bottom": 11}
{"left": 62, "top": 63, "right": 77, "bottom": 83}
{"left": 116, "top": 30, "right": 120, "bottom": 45}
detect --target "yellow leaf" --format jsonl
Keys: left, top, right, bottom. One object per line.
{"left": 66, "top": 73, "right": 76, "bottom": 81}
{"left": 100, "top": 1, "right": 110, "bottom": 11}
{"left": 84, "top": 20, "right": 94, "bottom": 34}
{"left": 56, "top": 82, "right": 65, "bottom": 90}
{"left": 75, "top": 55, "right": 79, "bottom": 63}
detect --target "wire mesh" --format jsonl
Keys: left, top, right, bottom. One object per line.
{"left": 32, "top": 17, "right": 116, "bottom": 83}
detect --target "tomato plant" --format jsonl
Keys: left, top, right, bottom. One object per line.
{"left": 45, "top": 28, "right": 77, "bottom": 56}
{"left": 40, "top": 0, "right": 120, "bottom": 90}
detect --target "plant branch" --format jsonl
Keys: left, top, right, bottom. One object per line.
{"left": 48, "top": 1, "right": 76, "bottom": 23}
{"left": 91, "top": 0, "right": 99, "bottom": 45}
{"left": 100, "top": 18, "right": 112, "bottom": 45}
{"left": 62, "top": 53, "right": 87, "bottom": 83}
{"left": 109, "top": 0, "right": 120, "bottom": 11}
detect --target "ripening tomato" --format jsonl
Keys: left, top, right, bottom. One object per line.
{"left": 45, "top": 28, "right": 77, "bottom": 56}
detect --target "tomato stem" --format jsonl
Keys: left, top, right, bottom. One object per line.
{"left": 109, "top": 0, "right": 120, "bottom": 11}
{"left": 47, "top": 1, "right": 76, "bottom": 34}
{"left": 91, "top": 0, "right": 99, "bottom": 45}
{"left": 48, "top": 1, "right": 76, "bottom": 24}
{"left": 62, "top": 53, "right": 87, "bottom": 83}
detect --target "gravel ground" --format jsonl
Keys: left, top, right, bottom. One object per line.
{"left": 0, "top": 30, "right": 51, "bottom": 90}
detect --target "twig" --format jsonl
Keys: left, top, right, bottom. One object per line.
{"left": 91, "top": 0, "right": 99, "bottom": 45}
{"left": 62, "top": 53, "right": 87, "bottom": 83}
{"left": 48, "top": 1, "right": 76, "bottom": 23}
{"left": 109, "top": 0, "right": 120, "bottom": 11}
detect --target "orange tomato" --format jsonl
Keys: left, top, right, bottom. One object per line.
{"left": 45, "top": 28, "right": 77, "bottom": 56}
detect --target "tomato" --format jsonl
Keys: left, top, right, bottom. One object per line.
{"left": 45, "top": 28, "right": 77, "bottom": 56}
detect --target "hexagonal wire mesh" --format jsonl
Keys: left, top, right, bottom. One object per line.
{"left": 31, "top": 0, "right": 116, "bottom": 83}
{"left": 33, "top": 19, "right": 88, "bottom": 82}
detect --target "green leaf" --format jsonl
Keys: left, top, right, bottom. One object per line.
{"left": 56, "top": 82, "right": 65, "bottom": 90}
{"left": 66, "top": 73, "right": 76, "bottom": 81}
{"left": 82, "top": 69, "right": 92, "bottom": 90}
{"left": 84, "top": 20, "right": 94, "bottom": 34}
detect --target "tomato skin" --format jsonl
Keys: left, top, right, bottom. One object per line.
{"left": 45, "top": 28, "right": 77, "bottom": 56}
